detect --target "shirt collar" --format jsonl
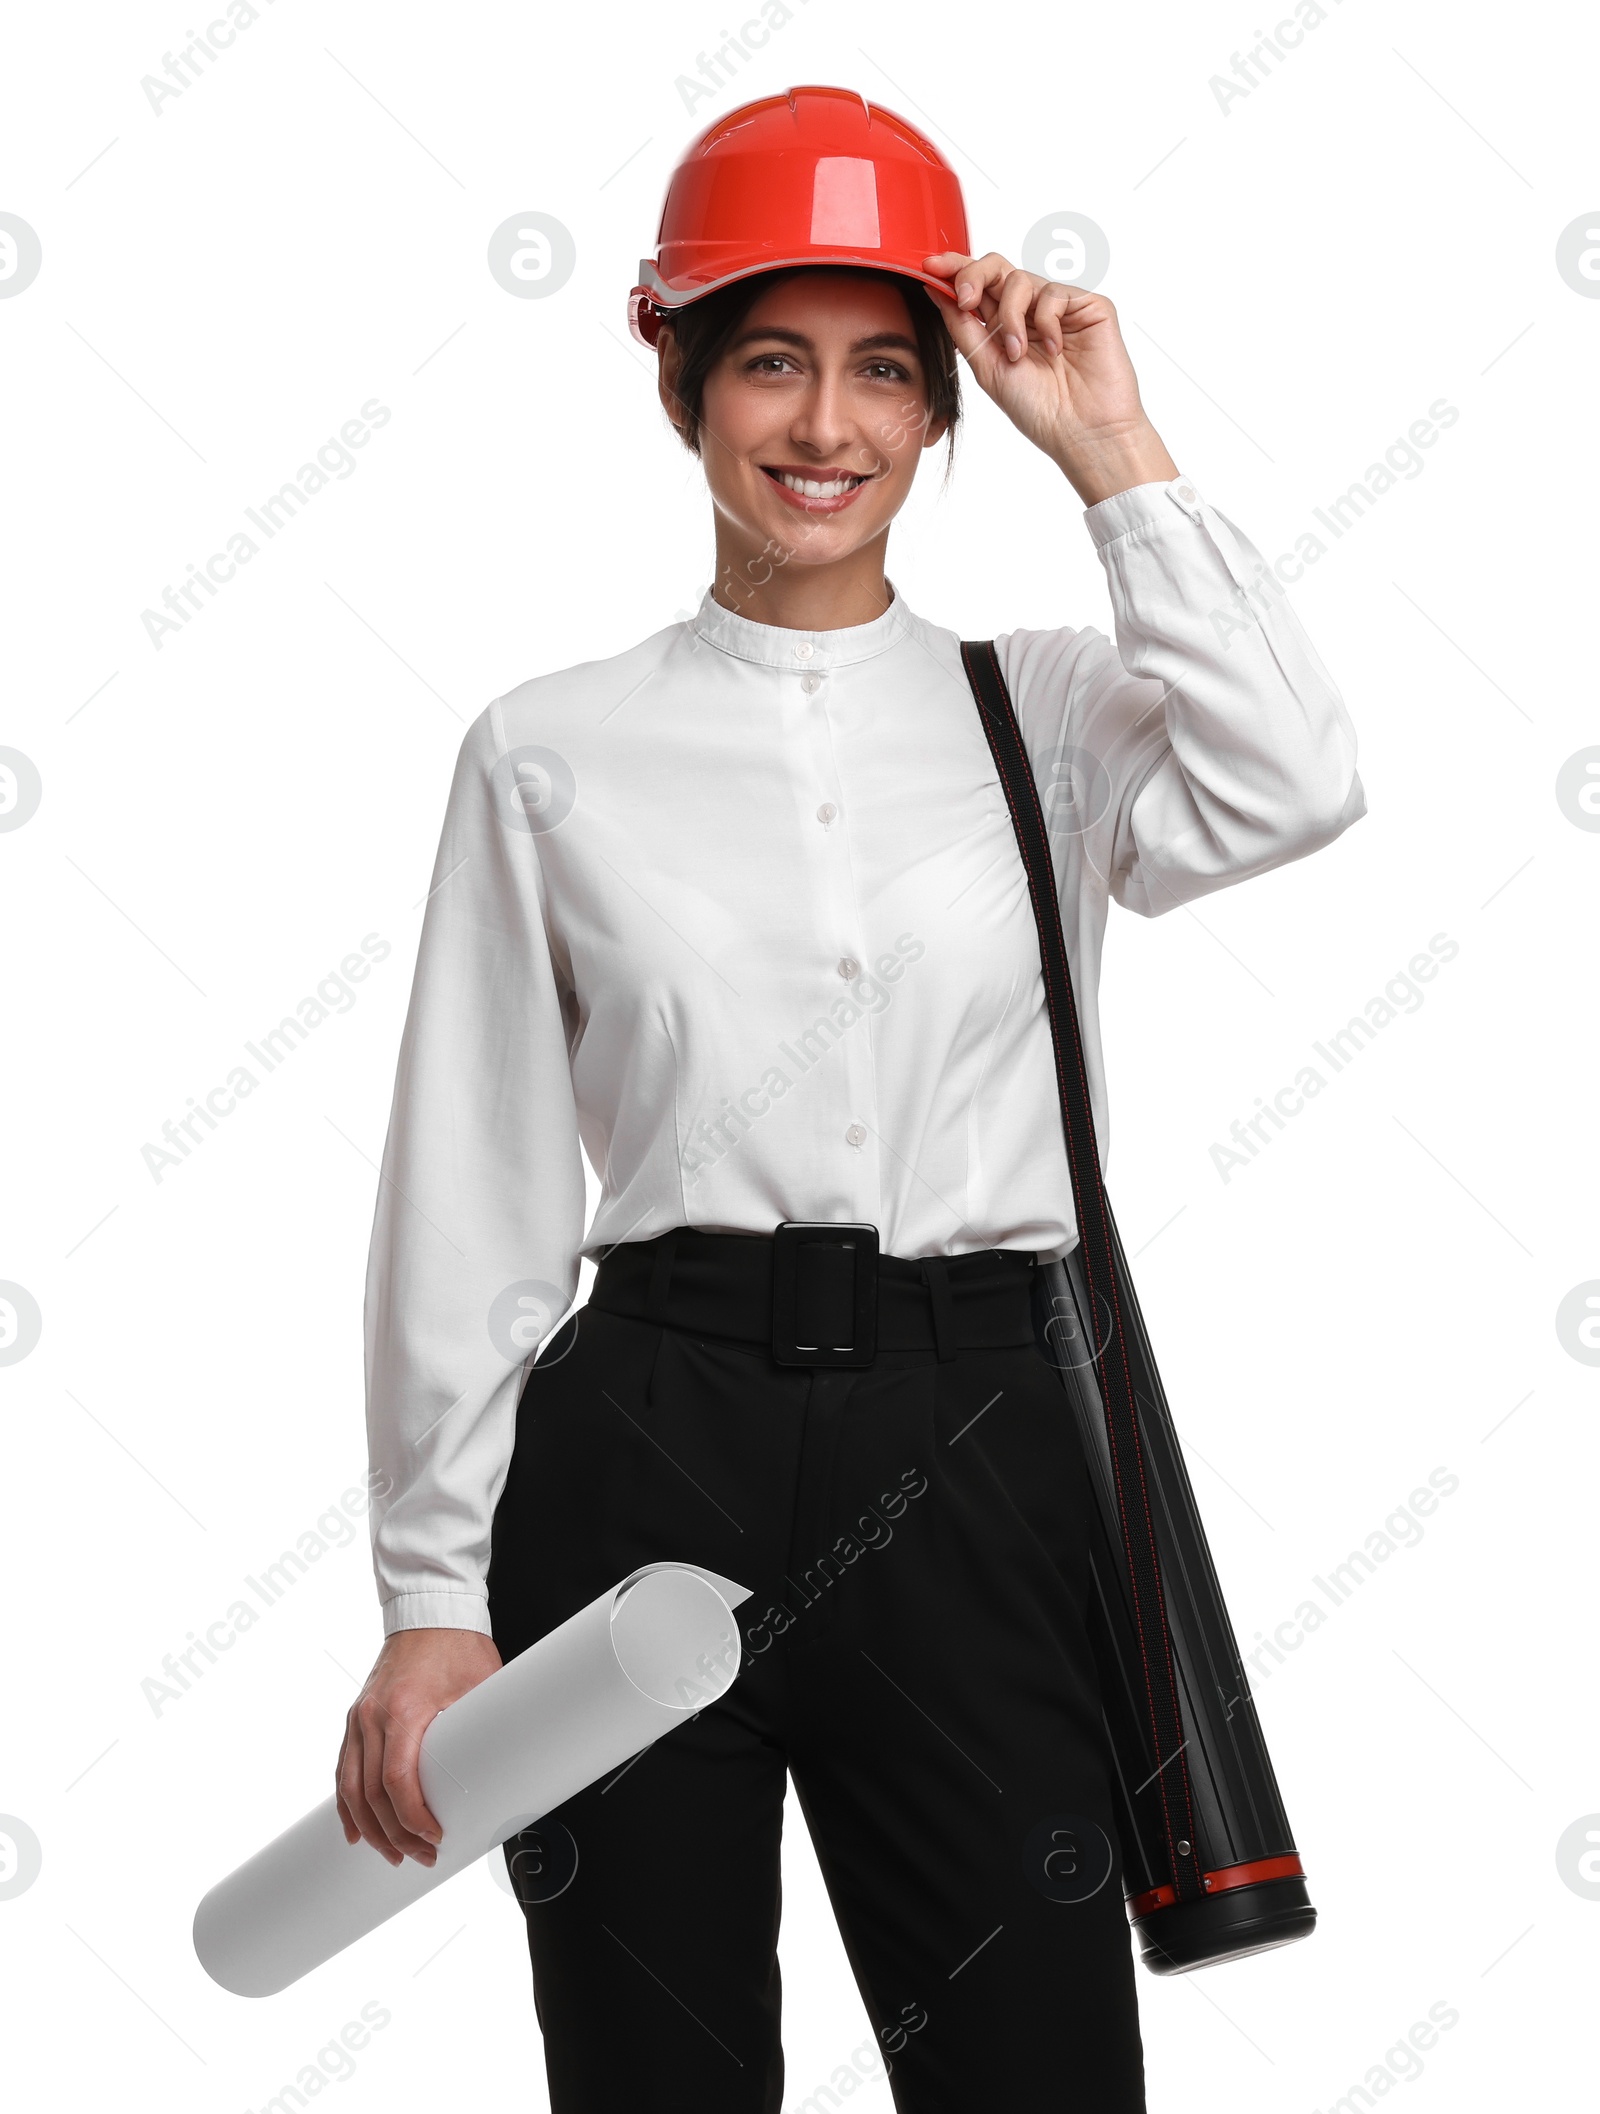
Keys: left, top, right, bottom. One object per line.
{"left": 689, "top": 582, "right": 912, "bottom": 670}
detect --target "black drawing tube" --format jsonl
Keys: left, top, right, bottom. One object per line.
{"left": 1033, "top": 1228, "right": 1318, "bottom": 1974}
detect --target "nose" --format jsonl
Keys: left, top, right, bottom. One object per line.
{"left": 788, "top": 368, "right": 880, "bottom": 475}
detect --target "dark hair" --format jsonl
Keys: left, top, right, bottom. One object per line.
{"left": 660, "top": 265, "right": 961, "bottom": 477}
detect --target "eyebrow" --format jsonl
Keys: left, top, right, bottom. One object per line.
{"left": 727, "top": 325, "right": 920, "bottom": 357}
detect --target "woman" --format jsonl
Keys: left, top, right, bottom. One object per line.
{"left": 335, "top": 86, "right": 1363, "bottom": 2112}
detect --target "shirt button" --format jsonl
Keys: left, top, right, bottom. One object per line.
{"left": 837, "top": 956, "right": 860, "bottom": 980}
{"left": 793, "top": 641, "right": 814, "bottom": 659}
{"left": 816, "top": 801, "right": 837, "bottom": 825}
{"left": 1176, "top": 482, "right": 1196, "bottom": 503}
{"left": 800, "top": 672, "right": 822, "bottom": 694}
{"left": 845, "top": 1123, "right": 866, "bottom": 1147}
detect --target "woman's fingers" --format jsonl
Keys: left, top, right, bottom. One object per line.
{"left": 335, "top": 1717, "right": 364, "bottom": 1845}
{"left": 923, "top": 256, "right": 1016, "bottom": 372}
{"left": 925, "top": 249, "right": 1009, "bottom": 318}
{"left": 336, "top": 1687, "right": 440, "bottom": 1865}
{"left": 357, "top": 1693, "right": 438, "bottom": 1865}
{"left": 994, "top": 268, "right": 1044, "bottom": 361}
{"left": 922, "top": 284, "right": 984, "bottom": 362}
{"left": 1029, "top": 283, "right": 1082, "bottom": 359}
{"left": 924, "top": 252, "right": 1089, "bottom": 363}
{"left": 923, "top": 248, "right": 1155, "bottom": 470}
{"left": 359, "top": 1742, "right": 419, "bottom": 1866}
{"left": 335, "top": 1631, "right": 500, "bottom": 1866}
{"left": 337, "top": 1710, "right": 397, "bottom": 1859}
{"left": 381, "top": 1715, "right": 446, "bottom": 1852}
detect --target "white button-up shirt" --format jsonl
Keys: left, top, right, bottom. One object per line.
{"left": 364, "top": 475, "right": 1366, "bottom": 1635}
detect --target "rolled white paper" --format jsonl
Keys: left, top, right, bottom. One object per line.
{"left": 193, "top": 1561, "right": 751, "bottom": 1997}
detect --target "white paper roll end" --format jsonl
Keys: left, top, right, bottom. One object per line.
{"left": 610, "top": 1566, "right": 742, "bottom": 1710}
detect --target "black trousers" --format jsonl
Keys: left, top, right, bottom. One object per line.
{"left": 485, "top": 1229, "right": 1146, "bottom": 2112}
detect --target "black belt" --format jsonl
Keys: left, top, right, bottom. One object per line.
{"left": 587, "top": 1222, "right": 1040, "bottom": 1368}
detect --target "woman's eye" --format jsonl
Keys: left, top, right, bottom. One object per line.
{"left": 742, "top": 354, "right": 911, "bottom": 380}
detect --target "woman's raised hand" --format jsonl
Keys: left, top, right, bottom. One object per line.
{"left": 922, "top": 250, "right": 1179, "bottom": 505}
{"left": 336, "top": 1627, "right": 503, "bottom": 1866}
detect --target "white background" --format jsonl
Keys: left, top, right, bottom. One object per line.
{"left": 2, "top": 0, "right": 1596, "bottom": 2107}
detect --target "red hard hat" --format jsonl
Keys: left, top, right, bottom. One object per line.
{"left": 628, "top": 84, "right": 970, "bottom": 346}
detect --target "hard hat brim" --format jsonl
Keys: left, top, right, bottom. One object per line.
{"left": 628, "top": 256, "right": 959, "bottom": 348}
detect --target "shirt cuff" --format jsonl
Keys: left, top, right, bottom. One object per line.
{"left": 1083, "top": 472, "right": 1207, "bottom": 550}
{"left": 381, "top": 1588, "right": 493, "bottom": 1638}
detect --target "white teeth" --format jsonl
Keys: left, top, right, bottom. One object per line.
{"left": 777, "top": 471, "right": 860, "bottom": 498}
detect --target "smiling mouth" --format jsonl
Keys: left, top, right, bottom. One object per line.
{"left": 759, "top": 464, "right": 873, "bottom": 512}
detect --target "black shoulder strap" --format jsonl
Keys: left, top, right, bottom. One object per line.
{"left": 959, "top": 638, "right": 1204, "bottom": 1907}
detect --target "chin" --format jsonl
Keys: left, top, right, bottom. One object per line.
{"left": 716, "top": 496, "right": 861, "bottom": 552}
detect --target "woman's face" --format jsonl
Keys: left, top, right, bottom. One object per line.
{"left": 662, "top": 270, "right": 948, "bottom": 569}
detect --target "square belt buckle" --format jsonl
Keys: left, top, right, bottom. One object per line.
{"left": 771, "top": 1221, "right": 879, "bottom": 1368}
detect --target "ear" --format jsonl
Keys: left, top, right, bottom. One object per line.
{"left": 920, "top": 414, "right": 950, "bottom": 452}
{"left": 656, "top": 326, "right": 690, "bottom": 443}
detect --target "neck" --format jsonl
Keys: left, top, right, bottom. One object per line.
{"left": 709, "top": 516, "right": 895, "bottom": 631}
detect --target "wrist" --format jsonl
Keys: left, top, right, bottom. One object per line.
{"left": 1050, "top": 418, "right": 1180, "bottom": 507}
